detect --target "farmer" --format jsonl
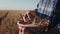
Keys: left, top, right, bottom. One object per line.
{"left": 17, "top": 0, "right": 60, "bottom": 34}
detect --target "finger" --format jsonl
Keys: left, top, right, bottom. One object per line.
{"left": 26, "top": 13, "right": 31, "bottom": 20}
{"left": 23, "top": 15, "right": 27, "bottom": 22}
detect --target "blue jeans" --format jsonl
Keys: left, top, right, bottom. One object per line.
{"left": 57, "top": 23, "right": 60, "bottom": 32}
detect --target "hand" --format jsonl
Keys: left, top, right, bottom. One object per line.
{"left": 39, "top": 19, "right": 50, "bottom": 27}
{"left": 19, "top": 26, "right": 33, "bottom": 34}
{"left": 22, "top": 11, "right": 36, "bottom": 24}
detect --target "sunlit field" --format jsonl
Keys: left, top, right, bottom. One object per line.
{"left": 0, "top": 10, "right": 29, "bottom": 34}
{"left": 0, "top": 10, "right": 60, "bottom": 34}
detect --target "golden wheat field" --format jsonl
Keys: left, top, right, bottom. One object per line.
{"left": 0, "top": 10, "right": 29, "bottom": 34}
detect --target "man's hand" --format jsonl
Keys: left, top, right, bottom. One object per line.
{"left": 19, "top": 26, "right": 33, "bottom": 34}
{"left": 22, "top": 11, "right": 36, "bottom": 24}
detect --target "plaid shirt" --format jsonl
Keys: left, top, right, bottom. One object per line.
{"left": 37, "top": 0, "right": 58, "bottom": 19}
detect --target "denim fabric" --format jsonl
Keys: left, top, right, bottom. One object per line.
{"left": 57, "top": 23, "right": 60, "bottom": 32}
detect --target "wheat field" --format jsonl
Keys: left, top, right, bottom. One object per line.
{"left": 0, "top": 10, "right": 29, "bottom": 34}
